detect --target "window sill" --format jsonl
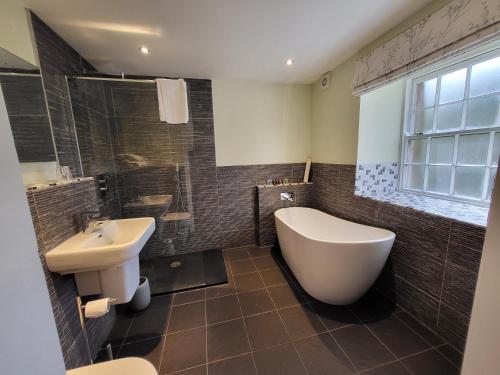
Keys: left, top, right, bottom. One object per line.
{"left": 356, "top": 190, "right": 488, "bottom": 227}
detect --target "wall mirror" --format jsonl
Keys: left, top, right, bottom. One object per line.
{"left": 0, "top": 46, "right": 58, "bottom": 185}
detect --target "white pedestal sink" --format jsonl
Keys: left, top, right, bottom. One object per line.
{"left": 45, "top": 218, "right": 155, "bottom": 304}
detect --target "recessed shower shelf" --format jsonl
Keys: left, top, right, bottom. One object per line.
{"left": 257, "top": 182, "right": 313, "bottom": 188}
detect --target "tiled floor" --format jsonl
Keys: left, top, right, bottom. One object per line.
{"left": 97, "top": 246, "right": 462, "bottom": 375}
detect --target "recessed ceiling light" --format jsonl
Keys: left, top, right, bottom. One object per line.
{"left": 140, "top": 46, "right": 150, "bottom": 54}
{"left": 286, "top": 58, "right": 294, "bottom": 66}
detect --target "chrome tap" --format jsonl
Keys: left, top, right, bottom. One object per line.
{"left": 79, "top": 211, "right": 110, "bottom": 233}
{"left": 280, "top": 192, "right": 294, "bottom": 201}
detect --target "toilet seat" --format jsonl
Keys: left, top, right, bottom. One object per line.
{"left": 66, "top": 358, "right": 157, "bottom": 375}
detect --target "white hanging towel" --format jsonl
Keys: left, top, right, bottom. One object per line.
{"left": 156, "top": 78, "right": 189, "bottom": 124}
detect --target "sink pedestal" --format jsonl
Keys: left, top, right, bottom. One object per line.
{"left": 74, "top": 256, "right": 140, "bottom": 304}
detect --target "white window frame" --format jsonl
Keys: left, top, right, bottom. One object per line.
{"left": 400, "top": 49, "right": 500, "bottom": 206}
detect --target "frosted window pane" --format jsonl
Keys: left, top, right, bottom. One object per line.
{"left": 470, "top": 56, "right": 500, "bottom": 97}
{"left": 427, "top": 166, "right": 451, "bottom": 194}
{"left": 457, "top": 134, "right": 489, "bottom": 165}
{"left": 406, "top": 165, "right": 425, "bottom": 190}
{"left": 465, "top": 95, "right": 500, "bottom": 129}
{"left": 408, "top": 139, "right": 427, "bottom": 164}
{"left": 488, "top": 168, "right": 497, "bottom": 200}
{"left": 454, "top": 167, "right": 485, "bottom": 198}
{"left": 416, "top": 78, "right": 437, "bottom": 108}
{"left": 429, "top": 137, "right": 454, "bottom": 164}
{"left": 439, "top": 68, "right": 466, "bottom": 104}
{"left": 493, "top": 132, "right": 500, "bottom": 166}
{"left": 436, "top": 102, "right": 462, "bottom": 132}
{"left": 414, "top": 108, "right": 434, "bottom": 134}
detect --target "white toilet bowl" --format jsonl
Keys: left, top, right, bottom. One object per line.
{"left": 67, "top": 358, "right": 157, "bottom": 375}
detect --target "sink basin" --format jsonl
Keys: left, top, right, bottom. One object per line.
{"left": 45, "top": 217, "right": 155, "bottom": 303}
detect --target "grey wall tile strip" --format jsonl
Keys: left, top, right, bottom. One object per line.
{"left": 26, "top": 180, "right": 115, "bottom": 369}
{"left": 310, "top": 162, "right": 486, "bottom": 369}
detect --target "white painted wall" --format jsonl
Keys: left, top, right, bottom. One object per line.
{"left": 462, "top": 173, "right": 500, "bottom": 374}
{"left": 0, "top": 87, "right": 64, "bottom": 373}
{"left": 309, "top": 0, "right": 453, "bottom": 165}
{"left": 213, "top": 80, "right": 311, "bottom": 166}
{"left": 357, "top": 80, "right": 406, "bottom": 164}
{"left": 0, "top": 0, "right": 37, "bottom": 66}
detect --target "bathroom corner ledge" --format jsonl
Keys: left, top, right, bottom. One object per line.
{"left": 357, "top": 190, "right": 488, "bottom": 227}
{"left": 25, "top": 177, "right": 95, "bottom": 192}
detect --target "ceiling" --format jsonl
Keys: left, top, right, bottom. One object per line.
{"left": 23, "top": 0, "right": 432, "bottom": 83}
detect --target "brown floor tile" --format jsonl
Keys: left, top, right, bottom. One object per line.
{"left": 312, "top": 302, "right": 360, "bottom": 330}
{"left": 149, "top": 294, "right": 174, "bottom": 311}
{"left": 224, "top": 248, "right": 250, "bottom": 262}
{"left": 395, "top": 311, "right": 444, "bottom": 346}
{"left": 436, "top": 344, "right": 463, "bottom": 369}
{"left": 278, "top": 305, "right": 326, "bottom": 341}
{"left": 173, "top": 289, "right": 206, "bottom": 305}
{"left": 118, "top": 336, "right": 164, "bottom": 372}
{"left": 253, "top": 343, "right": 307, "bottom": 375}
{"left": 167, "top": 301, "right": 206, "bottom": 334}
{"left": 331, "top": 325, "right": 395, "bottom": 372}
{"left": 207, "top": 353, "right": 256, "bottom": 375}
{"left": 162, "top": 327, "right": 207, "bottom": 373}
{"left": 126, "top": 308, "right": 170, "bottom": 343}
{"left": 401, "top": 349, "right": 459, "bottom": 375}
{"left": 259, "top": 268, "right": 289, "bottom": 286}
{"left": 104, "top": 315, "right": 133, "bottom": 347}
{"left": 362, "top": 361, "right": 410, "bottom": 374}
{"left": 170, "top": 365, "right": 207, "bottom": 375}
{"left": 247, "top": 246, "right": 272, "bottom": 258}
{"left": 294, "top": 333, "right": 354, "bottom": 375}
{"left": 238, "top": 289, "right": 275, "bottom": 316}
{"left": 253, "top": 256, "right": 279, "bottom": 271}
{"left": 206, "top": 295, "right": 241, "bottom": 324}
{"left": 268, "top": 283, "right": 307, "bottom": 308}
{"left": 206, "top": 281, "right": 236, "bottom": 300}
{"left": 207, "top": 319, "right": 250, "bottom": 362}
{"left": 234, "top": 272, "right": 265, "bottom": 293}
{"left": 244, "top": 311, "right": 289, "bottom": 351}
{"left": 230, "top": 259, "right": 257, "bottom": 275}
{"left": 365, "top": 315, "right": 430, "bottom": 358}
{"left": 349, "top": 291, "right": 394, "bottom": 322}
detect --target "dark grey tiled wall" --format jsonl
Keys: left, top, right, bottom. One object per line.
{"left": 311, "top": 163, "right": 485, "bottom": 365}
{"left": 31, "top": 13, "right": 96, "bottom": 176}
{"left": 26, "top": 179, "right": 115, "bottom": 370}
{"left": 67, "top": 79, "right": 122, "bottom": 219}
{"left": 102, "top": 79, "right": 222, "bottom": 258}
{"left": 0, "top": 75, "right": 54, "bottom": 162}
{"left": 257, "top": 183, "right": 314, "bottom": 246}
{"left": 216, "top": 163, "right": 306, "bottom": 248}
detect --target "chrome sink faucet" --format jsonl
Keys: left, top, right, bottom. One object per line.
{"left": 79, "top": 211, "right": 110, "bottom": 233}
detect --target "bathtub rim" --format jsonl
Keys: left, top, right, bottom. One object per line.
{"left": 274, "top": 207, "right": 395, "bottom": 245}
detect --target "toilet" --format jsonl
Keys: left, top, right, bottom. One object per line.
{"left": 67, "top": 358, "right": 157, "bottom": 375}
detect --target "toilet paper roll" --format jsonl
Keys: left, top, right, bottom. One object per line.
{"left": 84, "top": 298, "right": 111, "bottom": 319}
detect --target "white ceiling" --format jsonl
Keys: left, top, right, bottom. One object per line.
{"left": 23, "top": 0, "right": 432, "bottom": 83}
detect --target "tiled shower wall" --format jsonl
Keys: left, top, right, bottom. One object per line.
{"left": 311, "top": 163, "right": 485, "bottom": 365}
{"left": 26, "top": 179, "right": 115, "bottom": 370}
{"left": 67, "top": 78, "right": 122, "bottom": 219}
{"left": 31, "top": 13, "right": 95, "bottom": 177}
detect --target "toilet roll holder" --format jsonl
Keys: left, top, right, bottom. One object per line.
{"left": 76, "top": 296, "right": 117, "bottom": 364}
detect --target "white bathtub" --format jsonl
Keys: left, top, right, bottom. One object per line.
{"left": 275, "top": 207, "right": 395, "bottom": 305}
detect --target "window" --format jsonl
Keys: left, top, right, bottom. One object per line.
{"left": 401, "top": 52, "right": 500, "bottom": 204}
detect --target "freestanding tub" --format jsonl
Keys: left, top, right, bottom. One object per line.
{"left": 275, "top": 207, "right": 395, "bottom": 305}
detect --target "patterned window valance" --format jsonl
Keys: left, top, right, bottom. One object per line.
{"left": 352, "top": 0, "right": 500, "bottom": 95}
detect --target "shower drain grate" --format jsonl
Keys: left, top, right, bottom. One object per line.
{"left": 170, "top": 261, "right": 182, "bottom": 269}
